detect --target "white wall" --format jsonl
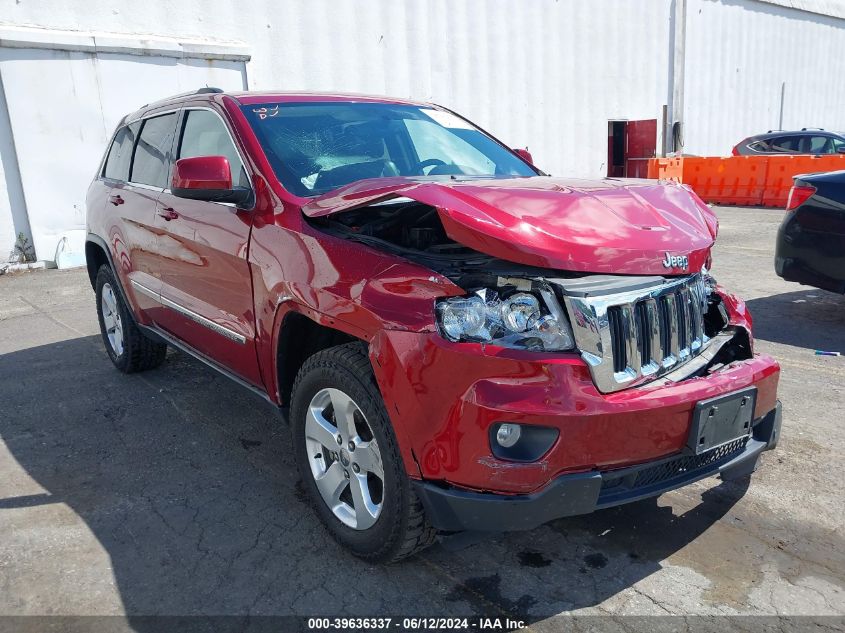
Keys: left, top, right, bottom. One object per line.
{"left": 684, "top": 0, "right": 845, "bottom": 156}
{"left": 0, "top": 71, "right": 30, "bottom": 264}
{"left": 1, "top": 0, "right": 845, "bottom": 262}
{"left": 1, "top": 0, "right": 673, "bottom": 176}
{"left": 0, "top": 33, "right": 247, "bottom": 262}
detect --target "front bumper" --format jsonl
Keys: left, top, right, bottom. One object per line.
{"left": 370, "top": 329, "right": 780, "bottom": 494}
{"left": 414, "top": 401, "right": 781, "bottom": 532}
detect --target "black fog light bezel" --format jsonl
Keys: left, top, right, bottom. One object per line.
{"left": 489, "top": 423, "right": 560, "bottom": 462}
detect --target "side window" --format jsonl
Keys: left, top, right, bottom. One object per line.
{"left": 103, "top": 122, "right": 140, "bottom": 181}
{"left": 130, "top": 113, "right": 177, "bottom": 188}
{"left": 832, "top": 138, "right": 845, "bottom": 153}
{"left": 809, "top": 136, "right": 832, "bottom": 154}
{"left": 769, "top": 136, "right": 799, "bottom": 152}
{"left": 178, "top": 110, "right": 249, "bottom": 188}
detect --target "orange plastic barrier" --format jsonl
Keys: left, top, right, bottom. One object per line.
{"left": 647, "top": 155, "right": 845, "bottom": 207}
{"left": 685, "top": 157, "right": 767, "bottom": 206}
{"left": 762, "top": 155, "right": 845, "bottom": 207}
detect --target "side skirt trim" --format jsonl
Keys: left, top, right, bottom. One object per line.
{"left": 138, "top": 323, "right": 276, "bottom": 407}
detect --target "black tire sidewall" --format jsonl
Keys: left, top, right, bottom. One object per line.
{"left": 95, "top": 266, "right": 130, "bottom": 371}
{"left": 291, "top": 350, "right": 411, "bottom": 558}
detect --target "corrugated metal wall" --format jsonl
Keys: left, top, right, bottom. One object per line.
{"left": 684, "top": 0, "right": 845, "bottom": 156}
{"left": 3, "top": 0, "right": 845, "bottom": 262}
{"left": 1, "top": 0, "right": 672, "bottom": 178}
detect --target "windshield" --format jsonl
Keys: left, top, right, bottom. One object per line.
{"left": 241, "top": 101, "right": 537, "bottom": 197}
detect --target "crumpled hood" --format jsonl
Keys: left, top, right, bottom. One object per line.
{"left": 302, "top": 176, "right": 718, "bottom": 275}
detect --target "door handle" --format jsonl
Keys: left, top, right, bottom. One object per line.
{"left": 158, "top": 207, "right": 179, "bottom": 221}
{"left": 109, "top": 194, "right": 124, "bottom": 206}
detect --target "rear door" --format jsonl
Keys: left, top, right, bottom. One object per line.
{"left": 152, "top": 106, "right": 261, "bottom": 385}
{"left": 99, "top": 118, "right": 166, "bottom": 318}
{"left": 769, "top": 136, "right": 801, "bottom": 153}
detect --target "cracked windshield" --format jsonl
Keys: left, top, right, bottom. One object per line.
{"left": 242, "top": 101, "right": 536, "bottom": 197}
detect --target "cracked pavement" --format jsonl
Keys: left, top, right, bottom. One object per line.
{"left": 0, "top": 207, "right": 843, "bottom": 623}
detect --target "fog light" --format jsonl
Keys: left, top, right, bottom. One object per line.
{"left": 496, "top": 423, "right": 522, "bottom": 448}
{"left": 489, "top": 423, "right": 560, "bottom": 462}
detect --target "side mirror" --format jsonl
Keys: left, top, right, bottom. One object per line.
{"left": 514, "top": 148, "right": 534, "bottom": 165}
{"left": 837, "top": 146, "right": 845, "bottom": 154}
{"left": 171, "top": 156, "right": 252, "bottom": 206}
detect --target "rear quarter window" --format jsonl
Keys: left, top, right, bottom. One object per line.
{"left": 103, "top": 122, "right": 140, "bottom": 181}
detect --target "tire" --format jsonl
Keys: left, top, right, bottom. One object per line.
{"left": 290, "top": 342, "right": 436, "bottom": 563}
{"left": 95, "top": 265, "right": 167, "bottom": 373}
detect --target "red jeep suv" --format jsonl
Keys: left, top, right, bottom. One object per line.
{"left": 86, "top": 88, "right": 781, "bottom": 562}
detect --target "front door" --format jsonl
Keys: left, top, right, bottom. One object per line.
{"left": 152, "top": 106, "right": 261, "bottom": 385}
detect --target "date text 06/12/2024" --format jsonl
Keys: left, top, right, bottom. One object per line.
{"left": 307, "top": 617, "right": 526, "bottom": 630}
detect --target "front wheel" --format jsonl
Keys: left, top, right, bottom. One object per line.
{"left": 290, "top": 342, "right": 435, "bottom": 562}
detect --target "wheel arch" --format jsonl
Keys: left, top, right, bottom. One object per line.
{"left": 275, "top": 307, "right": 362, "bottom": 407}
{"left": 85, "top": 237, "right": 110, "bottom": 289}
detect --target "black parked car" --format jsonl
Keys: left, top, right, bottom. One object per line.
{"left": 734, "top": 129, "right": 845, "bottom": 156}
{"left": 775, "top": 171, "right": 845, "bottom": 294}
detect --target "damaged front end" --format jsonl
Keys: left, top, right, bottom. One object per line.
{"left": 306, "top": 187, "right": 753, "bottom": 395}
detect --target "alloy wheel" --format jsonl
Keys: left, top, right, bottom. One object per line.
{"left": 304, "top": 387, "right": 384, "bottom": 530}
{"left": 100, "top": 282, "right": 124, "bottom": 357}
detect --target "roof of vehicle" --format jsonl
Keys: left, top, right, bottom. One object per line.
{"left": 747, "top": 129, "right": 845, "bottom": 140}
{"left": 124, "top": 87, "right": 437, "bottom": 123}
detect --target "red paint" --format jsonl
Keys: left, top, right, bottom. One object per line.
{"left": 513, "top": 148, "right": 534, "bottom": 165}
{"left": 625, "top": 119, "right": 657, "bottom": 178}
{"left": 171, "top": 155, "right": 233, "bottom": 190}
{"left": 86, "top": 91, "right": 780, "bottom": 497}
{"left": 302, "top": 175, "right": 717, "bottom": 275}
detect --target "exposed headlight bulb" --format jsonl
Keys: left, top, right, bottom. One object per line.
{"left": 439, "top": 296, "right": 486, "bottom": 340}
{"left": 435, "top": 286, "right": 575, "bottom": 351}
{"left": 500, "top": 293, "right": 541, "bottom": 332}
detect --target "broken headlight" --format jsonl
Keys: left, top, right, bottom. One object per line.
{"left": 435, "top": 288, "right": 575, "bottom": 351}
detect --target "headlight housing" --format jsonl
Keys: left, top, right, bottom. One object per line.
{"left": 435, "top": 286, "right": 575, "bottom": 351}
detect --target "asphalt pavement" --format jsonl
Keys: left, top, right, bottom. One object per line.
{"left": 0, "top": 206, "right": 843, "bottom": 629}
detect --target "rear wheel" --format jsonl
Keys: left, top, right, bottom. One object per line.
{"left": 290, "top": 342, "right": 435, "bottom": 562}
{"left": 95, "top": 265, "right": 167, "bottom": 373}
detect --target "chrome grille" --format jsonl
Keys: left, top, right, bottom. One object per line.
{"left": 559, "top": 275, "right": 710, "bottom": 393}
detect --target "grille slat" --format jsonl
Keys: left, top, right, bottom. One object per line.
{"left": 664, "top": 292, "right": 681, "bottom": 363}
{"left": 607, "top": 307, "right": 627, "bottom": 373}
{"left": 643, "top": 298, "right": 662, "bottom": 373}
{"left": 635, "top": 302, "right": 650, "bottom": 363}
{"left": 561, "top": 275, "right": 713, "bottom": 393}
{"left": 619, "top": 303, "right": 641, "bottom": 375}
{"left": 678, "top": 287, "right": 691, "bottom": 358}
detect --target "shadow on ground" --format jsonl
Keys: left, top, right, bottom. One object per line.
{"left": 745, "top": 289, "right": 845, "bottom": 351}
{"left": 0, "top": 336, "right": 753, "bottom": 626}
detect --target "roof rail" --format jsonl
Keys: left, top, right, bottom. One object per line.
{"left": 162, "top": 87, "right": 224, "bottom": 100}
{"left": 801, "top": 127, "right": 824, "bottom": 131}
{"left": 140, "top": 87, "right": 224, "bottom": 110}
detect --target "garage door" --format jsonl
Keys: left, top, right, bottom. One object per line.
{"left": 0, "top": 46, "right": 247, "bottom": 263}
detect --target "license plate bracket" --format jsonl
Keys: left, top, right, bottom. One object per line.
{"left": 688, "top": 387, "right": 757, "bottom": 455}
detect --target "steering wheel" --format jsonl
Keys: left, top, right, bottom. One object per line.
{"left": 414, "top": 158, "right": 448, "bottom": 175}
